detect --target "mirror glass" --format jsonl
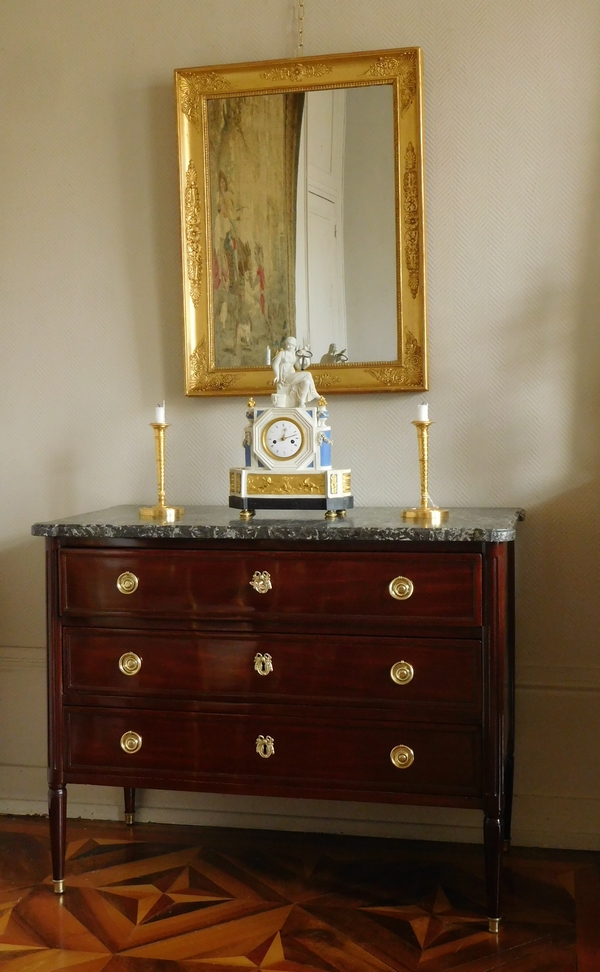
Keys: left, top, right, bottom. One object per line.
{"left": 207, "top": 85, "right": 396, "bottom": 370}
{"left": 176, "top": 49, "right": 427, "bottom": 396}
{"left": 299, "top": 85, "right": 397, "bottom": 366}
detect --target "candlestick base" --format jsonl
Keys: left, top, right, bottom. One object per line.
{"left": 402, "top": 507, "right": 449, "bottom": 526}
{"left": 139, "top": 504, "right": 185, "bottom": 522}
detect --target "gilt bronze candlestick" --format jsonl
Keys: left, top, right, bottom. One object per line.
{"left": 139, "top": 423, "right": 184, "bottom": 522}
{"left": 402, "top": 420, "right": 448, "bottom": 526}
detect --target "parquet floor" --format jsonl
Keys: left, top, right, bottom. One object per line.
{"left": 0, "top": 815, "right": 599, "bottom": 970}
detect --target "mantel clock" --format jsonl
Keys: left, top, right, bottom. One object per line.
{"left": 229, "top": 397, "right": 353, "bottom": 519}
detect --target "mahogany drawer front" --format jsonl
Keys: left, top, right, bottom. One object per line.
{"left": 59, "top": 548, "right": 482, "bottom": 625}
{"left": 65, "top": 708, "right": 482, "bottom": 797}
{"left": 63, "top": 628, "right": 482, "bottom": 710}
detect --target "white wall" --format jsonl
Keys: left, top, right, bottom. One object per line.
{"left": 2, "top": 0, "right": 600, "bottom": 849}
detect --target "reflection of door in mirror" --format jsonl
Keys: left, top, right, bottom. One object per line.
{"left": 295, "top": 84, "right": 397, "bottom": 366}
{"left": 295, "top": 89, "right": 347, "bottom": 364}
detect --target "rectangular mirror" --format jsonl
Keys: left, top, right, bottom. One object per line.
{"left": 175, "top": 48, "right": 427, "bottom": 396}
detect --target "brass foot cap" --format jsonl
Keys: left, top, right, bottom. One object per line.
{"left": 239, "top": 509, "right": 255, "bottom": 520}
{"left": 124, "top": 813, "right": 135, "bottom": 826}
{"left": 324, "top": 510, "right": 337, "bottom": 519}
{"left": 337, "top": 509, "right": 347, "bottom": 517}
{"left": 53, "top": 879, "right": 65, "bottom": 895}
{"left": 488, "top": 917, "right": 500, "bottom": 934}
{"left": 503, "top": 839, "right": 511, "bottom": 852}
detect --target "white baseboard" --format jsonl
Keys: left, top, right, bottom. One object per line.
{"left": 519, "top": 664, "right": 600, "bottom": 692}
{"left": 0, "top": 645, "right": 45, "bottom": 672}
{"left": 2, "top": 765, "right": 600, "bottom": 849}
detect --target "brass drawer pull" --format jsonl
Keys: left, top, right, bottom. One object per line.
{"left": 254, "top": 652, "right": 273, "bottom": 676}
{"left": 390, "top": 660, "right": 414, "bottom": 685}
{"left": 250, "top": 571, "right": 272, "bottom": 594}
{"left": 256, "top": 734, "right": 275, "bottom": 758}
{"left": 119, "top": 652, "right": 142, "bottom": 676}
{"left": 390, "top": 744, "right": 414, "bottom": 769}
{"left": 120, "top": 731, "right": 142, "bottom": 754}
{"left": 389, "top": 576, "right": 414, "bottom": 600}
{"left": 117, "top": 571, "right": 139, "bottom": 595}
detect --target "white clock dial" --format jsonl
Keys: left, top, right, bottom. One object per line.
{"left": 263, "top": 418, "right": 304, "bottom": 460}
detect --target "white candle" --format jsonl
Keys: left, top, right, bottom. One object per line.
{"left": 155, "top": 400, "right": 165, "bottom": 424}
{"left": 266, "top": 347, "right": 271, "bottom": 365}
{"left": 417, "top": 402, "right": 429, "bottom": 422}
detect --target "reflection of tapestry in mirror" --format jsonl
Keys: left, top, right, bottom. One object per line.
{"left": 208, "top": 93, "right": 304, "bottom": 371}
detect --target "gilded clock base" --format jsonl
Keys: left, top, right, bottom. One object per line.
{"left": 239, "top": 509, "right": 256, "bottom": 520}
{"left": 402, "top": 507, "right": 449, "bottom": 526}
{"left": 139, "top": 504, "right": 185, "bottom": 522}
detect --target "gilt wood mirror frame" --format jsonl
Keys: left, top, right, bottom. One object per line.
{"left": 175, "top": 48, "right": 427, "bottom": 397}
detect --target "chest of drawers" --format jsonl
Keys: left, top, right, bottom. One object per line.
{"left": 33, "top": 505, "right": 522, "bottom": 933}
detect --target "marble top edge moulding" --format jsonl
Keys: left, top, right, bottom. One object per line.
{"left": 32, "top": 506, "right": 525, "bottom": 543}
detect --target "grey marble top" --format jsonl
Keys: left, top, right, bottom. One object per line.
{"left": 32, "top": 506, "right": 524, "bottom": 543}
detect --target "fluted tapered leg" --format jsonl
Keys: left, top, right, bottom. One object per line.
{"left": 124, "top": 787, "right": 136, "bottom": 825}
{"left": 484, "top": 814, "right": 503, "bottom": 932}
{"left": 49, "top": 785, "right": 67, "bottom": 894}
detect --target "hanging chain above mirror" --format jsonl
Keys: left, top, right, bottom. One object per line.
{"left": 297, "top": 0, "right": 305, "bottom": 55}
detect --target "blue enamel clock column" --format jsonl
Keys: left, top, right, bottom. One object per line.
{"left": 229, "top": 397, "right": 354, "bottom": 519}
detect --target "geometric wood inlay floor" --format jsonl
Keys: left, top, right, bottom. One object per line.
{"left": 1, "top": 815, "right": 599, "bottom": 970}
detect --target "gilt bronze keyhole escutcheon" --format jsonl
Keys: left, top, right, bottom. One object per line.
{"left": 250, "top": 571, "right": 272, "bottom": 594}
{"left": 256, "top": 735, "right": 275, "bottom": 758}
{"left": 254, "top": 652, "right": 273, "bottom": 676}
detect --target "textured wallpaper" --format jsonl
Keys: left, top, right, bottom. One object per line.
{"left": 1, "top": 0, "right": 600, "bottom": 847}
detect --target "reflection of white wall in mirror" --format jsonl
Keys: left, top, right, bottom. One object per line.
{"left": 344, "top": 84, "right": 397, "bottom": 362}
{"left": 295, "top": 85, "right": 397, "bottom": 367}
{"left": 295, "top": 89, "right": 347, "bottom": 362}
{"left": 295, "top": 107, "right": 308, "bottom": 350}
